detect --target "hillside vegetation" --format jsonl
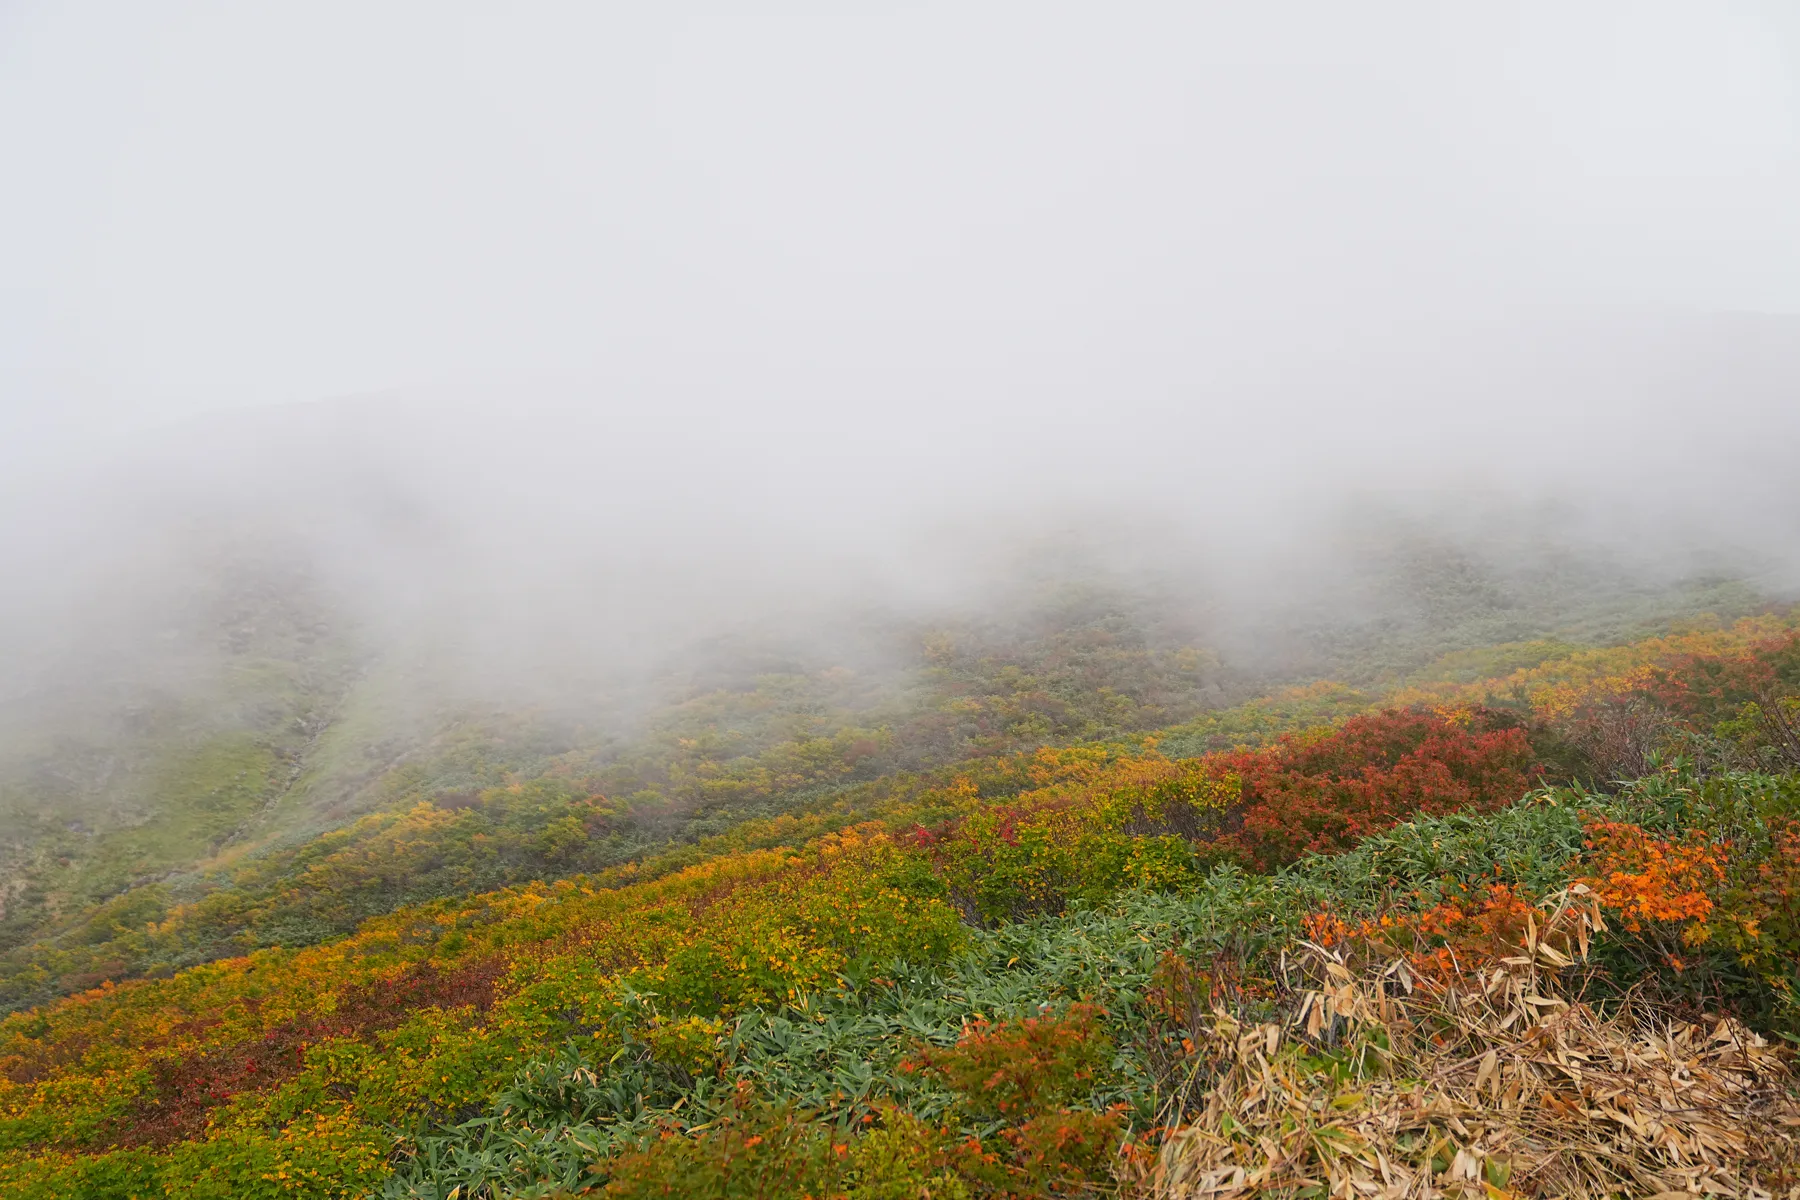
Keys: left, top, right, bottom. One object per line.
{"left": 3, "top": 608, "right": 1799, "bottom": 1197}
{"left": 0, "top": 549, "right": 1768, "bottom": 1015}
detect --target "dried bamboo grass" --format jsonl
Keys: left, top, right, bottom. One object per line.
{"left": 1143, "top": 888, "right": 1800, "bottom": 1199}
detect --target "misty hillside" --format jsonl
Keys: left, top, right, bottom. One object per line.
{"left": 5, "top": 577, "right": 1800, "bottom": 1198}
{"left": 8, "top": 4, "right": 1800, "bottom": 1196}
{"left": 0, "top": 472, "right": 1780, "bottom": 1012}
{"left": 2, "top": 317, "right": 1798, "bottom": 1199}
{"left": 4, "top": 304, "right": 1800, "bottom": 1010}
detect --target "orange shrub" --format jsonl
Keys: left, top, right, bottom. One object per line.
{"left": 1303, "top": 881, "right": 1567, "bottom": 986}
{"left": 1577, "top": 819, "right": 1724, "bottom": 941}
{"left": 905, "top": 1002, "right": 1115, "bottom": 1122}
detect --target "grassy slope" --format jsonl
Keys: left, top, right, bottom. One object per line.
{"left": 3, "top": 675, "right": 1794, "bottom": 1197}
{"left": 0, "top": 605, "right": 366, "bottom": 962}
{"left": 0, "top": 561, "right": 1783, "bottom": 1014}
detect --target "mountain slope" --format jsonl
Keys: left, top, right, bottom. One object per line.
{"left": 3, "top": 613, "right": 1799, "bottom": 1197}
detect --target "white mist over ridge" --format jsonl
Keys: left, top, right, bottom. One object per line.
{"left": 1, "top": 3, "right": 1798, "bottom": 718}
{"left": 1, "top": 308, "right": 1794, "bottom": 717}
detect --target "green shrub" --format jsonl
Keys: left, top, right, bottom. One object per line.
{"left": 598, "top": 1095, "right": 843, "bottom": 1199}
{"left": 907, "top": 1002, "right": 1115, "bottom": 1122}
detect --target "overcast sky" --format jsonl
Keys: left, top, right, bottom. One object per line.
{"left": 2, "top": 1, "right": 1798, "bottom": 450}
{"left": 0, "top": 1, "right": 1799, "bottom": 716}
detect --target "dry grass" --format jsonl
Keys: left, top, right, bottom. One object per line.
{"left": 1139, "top": 889, "right": 1800, "bottom": 1199}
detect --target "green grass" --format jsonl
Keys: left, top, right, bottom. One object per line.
{"left": 377, "top": 793, "right": 1599, "bottom": 1198}
{"left": 80, "top": 734, "right": 283, "bottom": 888}
{"left": 0, "top": 564, "right": 1780, "bottom": 1018}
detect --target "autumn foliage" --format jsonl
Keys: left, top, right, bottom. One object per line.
{"left": 1212, "top": 706, "right": 1536, "bottom": 869}
{"left": 1579, "top": 820, "right": 1724, "bottom": 936}
{"left": 2, "top": 615, "right": 1799, "bottom": 1197}
{"left": 906, "top": 1003, "right": 1116, "bottom": 1121}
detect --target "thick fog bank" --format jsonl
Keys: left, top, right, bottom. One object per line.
{"left": 1, "top": 309, "right": 1796, "bottom": 724}
{"left": 4, "top": 2, "right": 1799, "bottom": 719}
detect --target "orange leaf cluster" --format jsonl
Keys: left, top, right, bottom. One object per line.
{"left": 1578, "top": 819, "right": 1725, "bottom": 939}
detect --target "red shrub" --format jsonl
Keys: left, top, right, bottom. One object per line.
{"left": 1217, "top": 707, "right": 1536, "bottom": 870}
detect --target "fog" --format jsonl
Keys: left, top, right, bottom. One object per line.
{"left": 3, "top": 3, "right": 1800, "bottom": 719}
